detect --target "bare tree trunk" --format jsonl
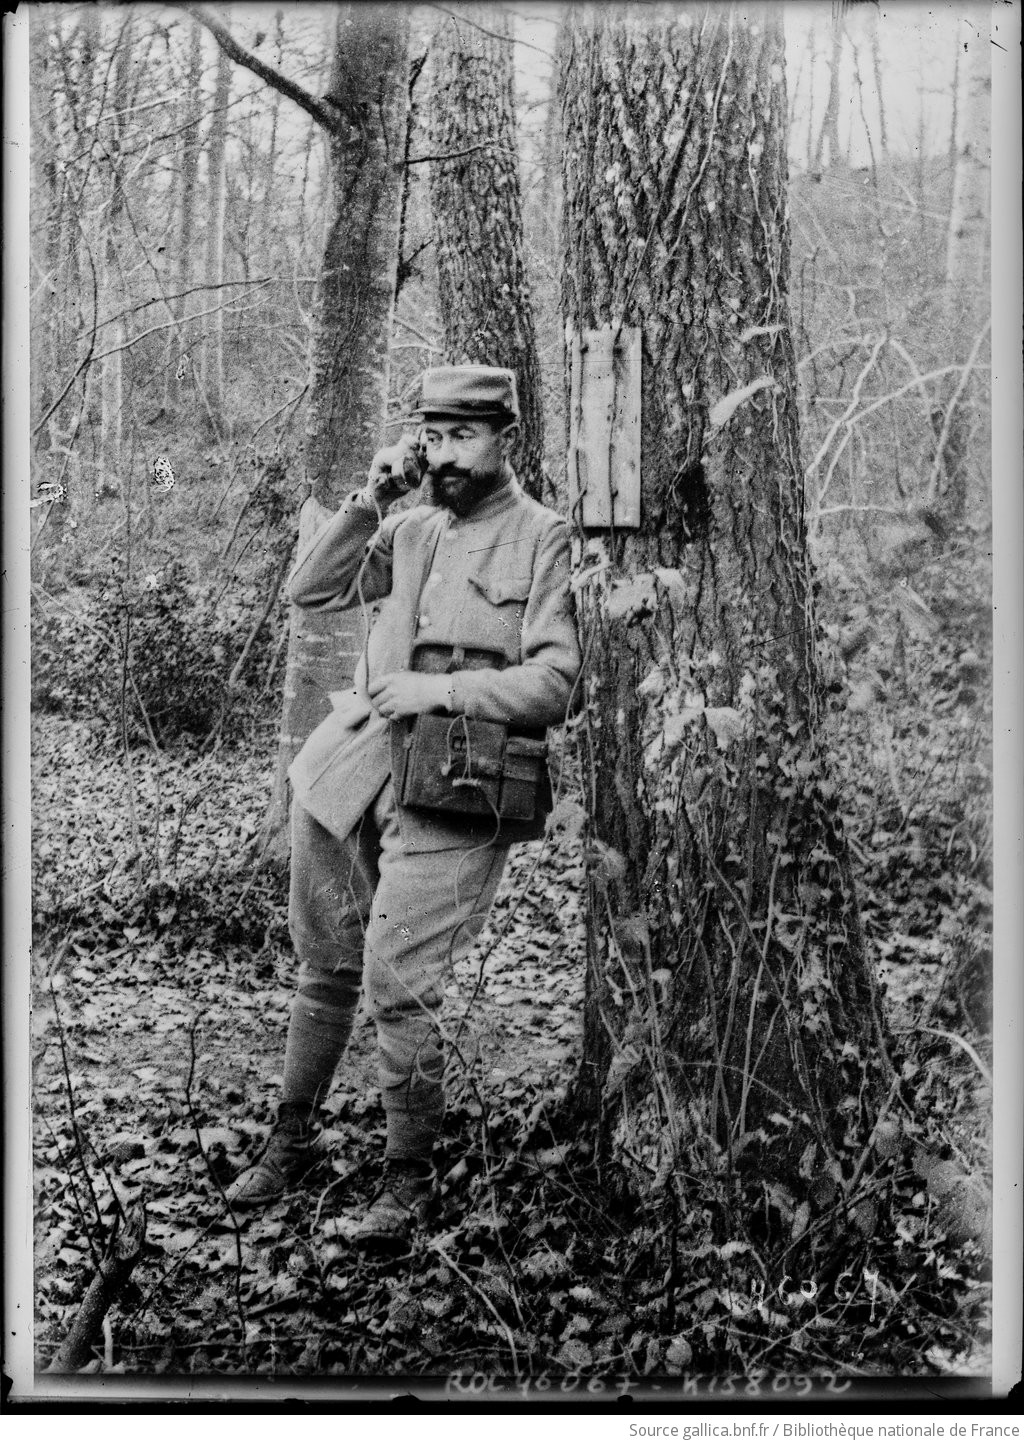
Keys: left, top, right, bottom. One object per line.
{"left": 30, "top": 6, "right": 73, "bottom": 515}
{"left": 179, "top": 24, "right": 203, "bottom": 282}
{"left": 98, "top": 15, "right": 133, "bottom": 495}
{"left": 949, "top": 33, "right": 961, "bottom": 166}
{"left": 537, "top": 18, "right": 565, "bottom": 227}
{"left": 427, "top": 3, "right": 547, "bottom": 500}
{"left": 915, "top": 50, "right": 928, "bottom": 239}
{"left": 172, "top": 21, "right": 203, "bottom": 413}
{"left": 871, "top": 6, "right": 889, "bottom": 161}
{"left": 804, "top": 14, "right": 818, "bottom": 173}
{"left": 262, "top": 5, "right": 410, "bottom": 856}
{"left": 42, "top": 8, "right": 91, "bottom": 514}
{"left": 813, "top": 17, "right": 844, "bottom": 172}
{"left": 850, "top": 37, "right": 876, "bottom": 186}
{"left": 934, "top": 19, "right": 990, "bottom": 521}
{"left": 263, "top": 10, "right": 285, "bottom": 217}
{"left": 944, "top": 27, "right": 989, "bottom": 301}
{"left": 561, "top": 6, "right": 887, "bottom": 1214}
{"left": 203, "top": 42, "right": 231, "bottom": 431}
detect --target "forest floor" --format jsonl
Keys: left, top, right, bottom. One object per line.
{"left": 27, "top": 538, "right": 995, "bottom": 1390}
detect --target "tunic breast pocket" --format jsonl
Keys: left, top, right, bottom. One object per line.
{"left": 467, "top": 571, "right": 531, "bottom": 662}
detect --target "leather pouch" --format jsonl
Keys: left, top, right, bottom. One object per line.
{"left": 397, "top": 715, "right": 548, "bottom": 822}
{"left": 395, "top": 644, "right": 548, "bottom": 822}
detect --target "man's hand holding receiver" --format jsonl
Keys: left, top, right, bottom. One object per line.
{"left": 361, "top": 434, "right": 426, "bottom": 510}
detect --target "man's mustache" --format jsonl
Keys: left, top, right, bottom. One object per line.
{"left": 428, "top": 465, "right": 473, "bottom": 486}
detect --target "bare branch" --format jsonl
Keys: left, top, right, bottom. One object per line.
{"left": 32, "top": 232, "right": 99, "bottom": 444}
{"left": 95, "top": 278, "right": 275, "bottom": 336}
{"left": 406, "top": 141, "right": 514, "bottom": 167}
{"left": 817, "top": 503, "right": 919, "bottom": 519}
{"left": 926, "top": 319, "right": 991, "bottom": 502}
{"left": 394, "top": 313, "right": 439, "bottom": 347}
{"left": 427, "top": 4, "right": 552, "bottom": 57}
{"left": 179, "top": 3, "right": 340, "bottom": 132}
{"left": 204, "top": 542, "right": 297, "bottom": 749}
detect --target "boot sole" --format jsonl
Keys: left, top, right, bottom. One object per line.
{"left": 347, "top": 1227, "right": 418, "bottom": 1260}
{"left": 227, "top": 1157, "right": 320, "bottom": 1209}
{"left": 227, "top": 1187, "right": 287, "bottom": 1209}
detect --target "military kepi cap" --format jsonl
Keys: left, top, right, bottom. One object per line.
{"left": 415, "top": 365, "right": 520, "bottom": 422}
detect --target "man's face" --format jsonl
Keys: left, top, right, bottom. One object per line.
{"left": 421, "top": 417, "right": 512, "bottom": 517}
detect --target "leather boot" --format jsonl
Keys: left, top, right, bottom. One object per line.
{"left": 335, "top": 1157, "right": 438, "bottom": 1250}
{"left": 227, "top": 1101, "right": 319, "bottom": 1208}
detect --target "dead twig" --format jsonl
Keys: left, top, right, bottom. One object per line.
{"left": 48, "top": 975, "right": 106, "bottom": 1269}
{"left": 44, "top": 1202, "right": 147, "bottom": 1373}
{"left": 428, "top": 1240, "right": 521, "bottom": 1377}
{"left": 926, "top": 319, "right": 991, "bottom": 503}
{"left": 202, "top": 541, "right": 294, "bottom": 750}
{"left": 901, "top": 1025, "right": 992, "bottom": 1088}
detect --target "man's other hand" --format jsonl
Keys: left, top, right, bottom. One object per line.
{"left": 368, "top": 671, "right": 449, "bottom": 719}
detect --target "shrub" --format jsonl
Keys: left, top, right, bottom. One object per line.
{"left": 32, "top": 559, "right": 284, "bottom": 746}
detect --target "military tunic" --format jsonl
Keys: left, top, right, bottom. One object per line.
{"left": 287, "top": 474, "right": 580, "bottom": 850}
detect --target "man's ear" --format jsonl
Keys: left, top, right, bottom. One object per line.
{"left": 499, "top": 421, "right": 520, "bottom": 458}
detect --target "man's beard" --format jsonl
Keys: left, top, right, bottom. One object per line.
{"left": 425, "top": 464, "right": 506, "bottom": 518}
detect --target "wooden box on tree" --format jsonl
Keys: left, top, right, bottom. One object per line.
{"left": 567, "top": 323, "right": 642, "bottom": 530}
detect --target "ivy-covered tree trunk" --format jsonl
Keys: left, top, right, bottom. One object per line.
{"left": 427, "top": 4, "right": 546, "bottom": 500}
{"left": 561, "top": 7, "right": 889, "bottom": 1209}
{"left": 263, "top": 5, "right": 409, "bottom": 855}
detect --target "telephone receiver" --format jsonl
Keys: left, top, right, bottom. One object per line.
{"left": 407, "top": 433, "right": 430, "bottom": 487}
{"left": 381, "top": 429, "right": 429, "bottom": 489}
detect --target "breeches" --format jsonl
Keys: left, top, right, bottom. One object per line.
{"left": 287, "top": 781, "right": 509, "bottom": 1154}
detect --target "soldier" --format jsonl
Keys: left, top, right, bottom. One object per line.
{"left": 229, "top": 366, "right": 581, "bottom": 1247}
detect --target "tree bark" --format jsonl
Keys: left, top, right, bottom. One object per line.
{"left": 262, "top": 10, "right": 285, "bottom": 218}
{"left": 30, "top": 11, "right": 60, "bottom": 442}
{"left": 561, "top": 6, "right": 887, "bottom": 1206}
{"left": 427, "top": 3, "right": 547, "bottom": 500}
{"left": 203, "top": 41, "right": 231, "bottom": 431}
{"left": 98, "top": 14, "right": 134, "bottom": 496}
{"left": 176, "top": 28, "right": 202, "bottom": 316}
{"left": 31, "top": 7, "right": 78, "bottom": 535}
{"left": 870, "top": 6, "right": 889, "bottom": 161}
{"left": 262, "top": 5, "right": 410, "bottom": 855}
{"left": 35, "top": 9, "right": 92, "bottom": 515}
{"left": 813, "top": 16, "right": 844, "bottom": 172}
{"left": 174, "top": 20, "right": 203, "bottom": 409}
{"left": 944, "top": 27, "right": 989, "bottom": 312}
{"left": 804, "top": 14, "right": 818, "bottom": 173}
{"left": 934, "top": 20, "right": 990, "bottom": 521}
